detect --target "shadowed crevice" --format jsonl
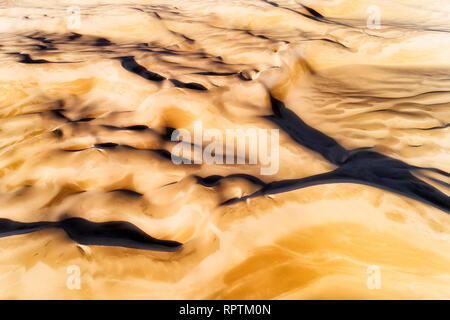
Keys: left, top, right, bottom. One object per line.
{"left": 196, "top": 95, "right": 450, "bottom": 213}
{"left": 0, "top": 217, "right": 182, "bottom": 251}
{"left": 116, "top": 56, "right": 166, "bottom": 82}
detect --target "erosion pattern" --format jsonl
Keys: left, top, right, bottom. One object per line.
{"left": 0, "top": 0, "right": 449, "bottom": 299}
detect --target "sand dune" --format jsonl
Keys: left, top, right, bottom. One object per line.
{"left": 0, "top": 0, "right": 449, "bottom": 299}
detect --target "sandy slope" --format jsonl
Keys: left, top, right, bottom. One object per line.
{"left": 0, "top": 0, "right": 449, "bottom": 299}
